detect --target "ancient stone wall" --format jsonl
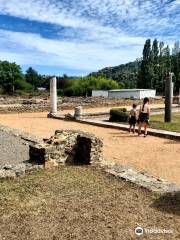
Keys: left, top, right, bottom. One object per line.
{"left": 29, "top": 130, "right": 103, "bottom": 168}
{"left": 0, "top": 96, "right": 164, "bottom": 113}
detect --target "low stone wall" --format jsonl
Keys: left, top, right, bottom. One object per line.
{"left": 0, "top": 163, "right": 44, "bottom": 179}
{"left": 173, "top": 96, "right": 180, "bottom": 104}
{"left": 29, "top": 130, "right": 103, "bottom": 167}
{"left": 0, "top": 96, "right": 164, "bottom": 113}
{"left": 0, "top": 128, "right": 103, "bottom": 179}
{"left": 0, "top": 104, "right": 50, "bottom": 113}
{"left": 79, "top": 112, "right": 109, "bottom": 119}
{"left": 106, "top": 164, "right": 180, "bottom": 193}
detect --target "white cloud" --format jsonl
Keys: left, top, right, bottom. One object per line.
{"left": 1, "top": 0, "right": 180, "bottom": 35}
{"left": 0, "top": 0, "right": 179, "bottom": 73}
{"left": 0, "top": 29, "right": 143, "bottom": 71}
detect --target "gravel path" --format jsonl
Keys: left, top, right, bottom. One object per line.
{"left": 0, "top": 130, "right": 29, "bottom": 168}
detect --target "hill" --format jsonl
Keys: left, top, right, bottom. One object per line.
{"left": 89, "top": 59, "right": 141, "bottom": 88}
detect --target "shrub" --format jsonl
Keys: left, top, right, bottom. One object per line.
{"left": 63, "top": 76, "right": 121, "bottom": 96}
{"left": 57, "top": 89, "right": 63, "bottom": 96}
{"left": 63, "top": 87, "right": 75, "bottom": 96}
{"left": 14, "top": 79, "right": 33, "bottom": 91}
{"left": 109, "top": 108, "right": 128, "bottom": 122}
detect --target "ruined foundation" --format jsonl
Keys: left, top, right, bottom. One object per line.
{"left": 29, "top": 130, "right": 103, "bottom": 168}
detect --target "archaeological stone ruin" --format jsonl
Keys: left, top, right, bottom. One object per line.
{"left": 29, "top": 130, "right": 103, "bottom": 168}
{"left": 0, "top": 127, "right": 103, "bottom": 179}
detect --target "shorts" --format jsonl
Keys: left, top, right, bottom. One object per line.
{"left": 129, "top": 116, "right": 137, "bottom": 126}
{"left": 138, "top": 113, "right": 149, "bottom": 124}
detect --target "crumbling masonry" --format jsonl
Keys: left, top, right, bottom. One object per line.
{"left": 29, "top": 130, "right": 103, "bottom": 168}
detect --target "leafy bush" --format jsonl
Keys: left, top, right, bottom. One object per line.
{"left": 14, "top": 79, "right": 34, "bottom": 91}
{"left": 57, "top": 89, "right": 63, "bottom": 96}
{"left": 63, "top": 76, "right": 121, "bottom": 96}
{"left": 63, "top": 86, "right": 76, "bottom": 96}
{"left": 109, "top": 108, "right": 128, "bottom": 122}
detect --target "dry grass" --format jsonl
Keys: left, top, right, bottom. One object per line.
{"left": 0, "top": 166, "right": 180, "bottom": 240}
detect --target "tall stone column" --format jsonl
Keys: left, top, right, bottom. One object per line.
{"left": 50, "top": 76, "right": 57, "bottom": 114}
{"left": 165, "top": 72, "right": 173, "bottom": 122}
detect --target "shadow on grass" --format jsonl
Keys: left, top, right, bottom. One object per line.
{"left": 152, "top": 192, "right": 180, "bottom": 216}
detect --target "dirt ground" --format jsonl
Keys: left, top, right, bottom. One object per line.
{"left": 0, "top": 166, "right": 179, "bottom": 240}
{"left": 0, "top": 110, "right": 180, "bottom": 185}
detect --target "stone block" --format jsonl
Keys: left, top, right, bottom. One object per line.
{"left": 0, "top": 169, "right": 16, "bottom": 179}
{"left": 29, "top": 144, "right": 56, "bottom": 163}
{"left": 44, "top": 159, "right": 59, "bottom": 169}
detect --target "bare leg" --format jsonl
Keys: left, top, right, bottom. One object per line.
{"left": 133, "top": 125, "right": 135, "bottom": 133}
{"left": 144, "top": 123, "right": 148, "bottom": 137}
{"left": 129, "top": 125, "right": 132, "bottom": 133}
{"left": 138, "top": 123, "right": 142, "bottom": 135}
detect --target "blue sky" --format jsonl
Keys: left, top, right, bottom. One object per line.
{"left": 0, "top": 0, "right": 179, "bottom": 76}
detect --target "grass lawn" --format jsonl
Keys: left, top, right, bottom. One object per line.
{"left": 150, "top": 112, "right": 180, "bottom": 132}
{"left": 0, "top": 166, "right": 180, "bottom": 240}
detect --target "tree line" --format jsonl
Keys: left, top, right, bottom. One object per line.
{"left": 92, "top": 39, "right": 180, "bottom": 93}
{"left": 0, "top": 61, "right": 120, "bottom": 96}
{"left": 138, "top": 39, "right": 180, "bottom": 93}
{"left": 1, "top": 39, "right": 180, "bottom": 96}
{"left": 0, "top": 62, "right": 48, "bottom": 94}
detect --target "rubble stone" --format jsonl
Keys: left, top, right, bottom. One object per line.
{"left": 29, "top": 129, "right": 103, "bottom": 166}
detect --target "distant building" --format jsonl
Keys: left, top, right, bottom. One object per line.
{"left": 92, "top": 89, "right": 156, "bottom": 99}
{"left": 92, "top": 90, "right": 109, "bottom": 98}
{"left": 37, "top": 87, "right": 46, "bottom": 91}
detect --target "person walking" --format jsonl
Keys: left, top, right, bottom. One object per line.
{"left": 138, "top": 97, "right": 150, "bottom": 137}
{"left": 128, "top": 103, "right": 137, "bottom": 133}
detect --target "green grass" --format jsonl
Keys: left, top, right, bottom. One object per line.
{"left": 150, "top": 112, "right": 180, "bottom": 132}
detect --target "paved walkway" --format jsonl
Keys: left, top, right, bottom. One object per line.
{"left": 76, "top": 118, "right": 180, "bottom": 140}
{"left": 0, "top": 128, "right": 29, "bottom": 168}
{"left": 0, "top": 111, "right": 180, "bottom": 185}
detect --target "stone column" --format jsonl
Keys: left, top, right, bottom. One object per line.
{"left": 50, "top": 76, "right": 57, "bottom": 114}
{"left": 165, "top": 72, "right": 173, "bottom": 122}
{"left": 74, "top": 106, "right": 82, "bottom": 119}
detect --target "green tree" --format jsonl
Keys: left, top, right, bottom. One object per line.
{"left": 57, "top": 74, "right": 70, "bottom": 92}
{"left": 152, "top": 39, "right": 159, "bottom": 64}
{"left": 143, "top": 39, "right": 151, "bottom": 61}
{"left": 172, "top": 52, "right": 180, "bottom": 92}
{"left": 162, "top": 45, "right": 171, "bottom": 73}
{"left": 159, "top": 42, "right": 164, "bottom": 57}
{"left": 25, "top": 67, "right": 39, "bottom": 88}
{"left": 152, "top": 39, "right": 160, "bottom": 90}
{"left": 0, "top": 61, "right": 24, "bottom": 93}
{"left": 156, "top": 41, "right": 166, "bottom": 93}
{"left": 138, "top": 39, "right": 154, "bottom": 88}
